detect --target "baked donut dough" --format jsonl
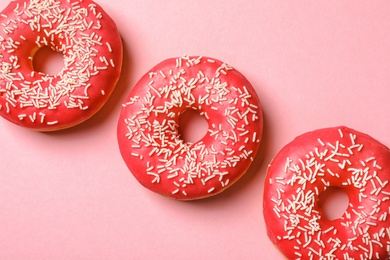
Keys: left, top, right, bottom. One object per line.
{"left": 0, "top": 0, "right": 122, "bottom": 131}
{"left": 263, "top": 126, "right": 390, "bottom": 259}
{"left": 117, "top": 55, "right": 263, "bottom": 200}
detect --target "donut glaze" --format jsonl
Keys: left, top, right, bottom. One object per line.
{"left": 0, "top": 0, "right": 122, "bottom": 131}
{"left": 117, "top": 56, "right": 263, "bottom": 200}
{"left": 263, "top": 126, "right": 390, "bottom": 259}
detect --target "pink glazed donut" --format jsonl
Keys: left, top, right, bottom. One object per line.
{"left": 263, "top": 126, "right": 390, "bottom": 259}
{"left": 117, "top": 55, "right": 263, "bottom": 200}
{"left": 0, "top": 0, "right": 122, "bottom": 131}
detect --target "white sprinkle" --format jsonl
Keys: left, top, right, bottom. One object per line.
{"left": 317, "top": 138, "right": 325, "bottom": 146}
{"left": 106, "top": 42, "right": 112, "bottom": 52}
{"left": 338, "top": 128, "right": 344, "bottom": 138}
{"left": 47, "top": 120, "right": 58, "bottom": 125}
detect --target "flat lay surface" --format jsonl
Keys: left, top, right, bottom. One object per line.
{"left": 0, "top": 0, "right": 389, "bottom": 259}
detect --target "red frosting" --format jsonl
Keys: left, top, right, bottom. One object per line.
{"left": 0, "top": 0, "right": 122, "bottom": 131}
{"left": 263, "top": 126, "right": 390, "bottom": 259}
{"left": 117, "top": 56, "right": 263, "bottom": 200}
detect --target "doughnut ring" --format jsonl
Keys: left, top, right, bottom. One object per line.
{"left": 117, "top": 55, "right": 263, "bottom": 200}
{"left": 0, "top": 0, "right": 122, "bottom": 130}
{"left": 263, "top": 126, "right": 390, "bottom": 259}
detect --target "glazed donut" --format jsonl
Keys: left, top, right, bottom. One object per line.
{"left": 117, "top": 55, "right": 263, "bottom": 200}
{"left": 263, "top": 126, "right": 390, "bottom": 259}
{"left": 0, "top": 0, "right": 122, "bottom": 131}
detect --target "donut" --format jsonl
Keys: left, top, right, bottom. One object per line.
{"left": 117, "top": 55, "right": 263, "bottom": 200}
{"left": 263, "top": 126, "right": 390, "bottom": 259}
{"left": 0, "top": 0, "right": 122, "bottom": 131}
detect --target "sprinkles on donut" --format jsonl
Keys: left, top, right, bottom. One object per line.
{"left": 117, "top": 55, "right": 263, "bottom": 200}
{"left": 0, "top": 0, "right": 122, "bottom": 131}
{"left": 263, "top": 126, "right": 390, "bottom": 260}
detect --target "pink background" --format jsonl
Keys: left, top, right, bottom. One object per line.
{"left": 1, "top": 0, "right": 390, "bottom": 259}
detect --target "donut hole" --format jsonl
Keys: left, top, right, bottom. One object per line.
{"left": 178, "top": 108, "right": 208, "bottom": 144}
{"left": 318, "top": 186, "right": 349, "bottom": 221}
{"left": 32, "top": 46, "right": 64, "bottom": 75}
